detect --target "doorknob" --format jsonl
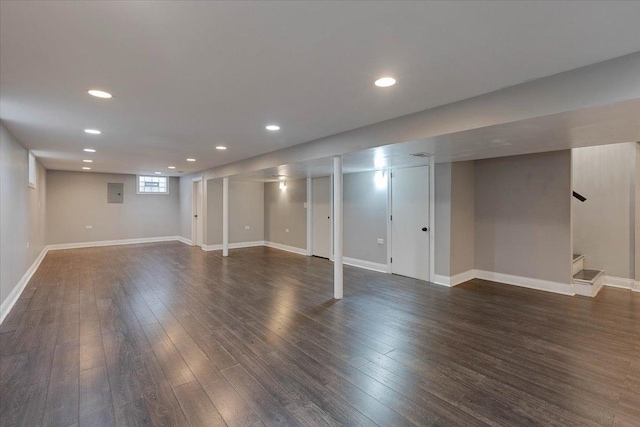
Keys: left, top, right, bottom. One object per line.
{"left": 194, "top": 215, "right": 198, "bottom": 218}
{"left": 421, "top": 227, "right": 428, "bottom": 232}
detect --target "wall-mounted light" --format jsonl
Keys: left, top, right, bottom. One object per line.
{"left": 279, "top": 179, "right": 287, "bottom": 190}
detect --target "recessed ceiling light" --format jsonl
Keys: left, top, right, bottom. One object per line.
{"left": 374, "top": 77, "right": 396, "bottom": 87}
{"left": 186, "top": 158, "right": 196, "bottom": 162}
{"left": 83, "top": 159, "right": 93, "bottom": 163}
{"left": 215, "top": 146, "right": 227, "bottom": 150}
{"left": 154, "top": 172, "right": 162, "bottom": 175}
{"left": 265, "top": 125, "right": 280, "bottom": 131}
{"left": 168, "top": 166, "right": 176, "bottom": 169}
{"left": 87, "top": 89, "right": 112, "bottom": 99}
{"left": 83, "top": 148, "right": 96, "bottom": 153}
{"left": 82, "top": 167, "right": 91, "bottom": 170}
{"left": 84, "top": 129, "right": 101, "bottom": 135}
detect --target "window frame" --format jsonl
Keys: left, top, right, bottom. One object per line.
{"left": 136, "top": 175, "right": 170, "bottom": 195}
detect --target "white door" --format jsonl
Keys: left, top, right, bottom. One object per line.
{"left": 391, "top": 166, "right": 430, "bottom": 280}
{"left": 312, "top": 177, "right": 331, "bottom": 258}
{"left": 192, "top": 180, "right": 203, "bottom": 247}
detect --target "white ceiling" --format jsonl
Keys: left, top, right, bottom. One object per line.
{"left": 2, "top": 1, "right": 640, "bottom": 176}
{"left": 234, "top": 98, "right": 640, "bottom": 182}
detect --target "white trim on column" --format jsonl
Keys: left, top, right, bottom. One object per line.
{"left": 222, "top": 176, "right": 229, "bottom": 257}
{"left": 306, "top": 177, "right": 313, "bottom": 256}
{"left": 343, "top": 257, "right": 387, "bottom": 273}
{"left": 203, "top": 241, "right": 265, "bottom": 252}
{"left": 428, "top": 156, "right": 436, "bottom": 283}
{"left": 475, "top": 269, "right": 575, "bottom": 296}
{"left": 264, "top": 241, "right": 308, "bottom": 256}
{"left": 633, "top": 281, "right": 640, "bottom": 292}
{"left": 433, "top": 269, "right": 475, "bottom": 287}
{"left": 603, "top": 276, "right": 635, "bottom": 289}
{"left": 386, "top": 169, "right": 392, "bottom": 273}
{"left": 333, "top": 156, "right": 344, "bottom": 299}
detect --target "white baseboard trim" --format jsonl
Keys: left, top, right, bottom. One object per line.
{"left": 264, "top": 241, "right": 308, "bottom": 256}
{"left": 176, "top": 236, "right": 192, "bottom": 245}
{"left": 433, "top": 270, "right": 476, "bottom": 287}
{"left": 475, "top": 269, "right": 575, "bottom": 296}
{"left": 343, "top": 257, "right": 387, "bottom": 273}
{"left": 47, "top": 236, "right": 182, "bottom": 250}
{"left": 202, "top": 241, "right": 265, "bottom": 251}
{"left": 0, "top": 247, "right": 49, "bottom": 324}
{"left": 603, "top": 276, "right": 635, "bottom": 290}
{"left": 634, "top": 281, "right": 640, "bottom": 292}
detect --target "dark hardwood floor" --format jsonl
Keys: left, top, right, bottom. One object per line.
{"left": 1, "top": 242, "right": 638, "bottom": 426}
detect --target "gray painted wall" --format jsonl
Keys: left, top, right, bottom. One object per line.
{"left": 475, "top": 151, "right": 572, "bottom": 284}
{"left": 46, "top": 171, "right": 180, "bottom": 244}
{"left": 572, "top": 142, "right": 636, "bottom": 279}
{"left": 434, "top": 163, "right": 452, "bottom": 276}
{"left": 207, "top": 179, "right": 264, "bottom": 245}
{"left": 264, "top": 179, "right": 307, "bottom": 249}
{"left": 179, "top": 175, "right": 193, "bottom": 240}
{"left": 1, "top": 124, "right": 46, "bottom": 308}
{"left": 435, "top": 161, "right": 475, "bottom": 277}
{"left": 636, "top": 142, "right": 640, "bottom": 282}
{"left": 344, "top": 171, "right": 387, "bottom": 264}
{"left": 450, "top": 162, "right": 475, "bottom": 276}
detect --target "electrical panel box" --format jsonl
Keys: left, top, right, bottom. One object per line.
{"left": 107, "top": 183, "right": 124, "bottom": 203}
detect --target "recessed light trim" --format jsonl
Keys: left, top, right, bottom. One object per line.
{"left": 265, "top": 125, "right": 280, "bottom": 131}
{"left": 83, "top": 148, "right": 96, "bottom": 153}
{"left": 83, "top": 159, "right": 93, "bottom": 163}
{"left": 374, "top": 77, "right": 396, "bottom": 87}
{"left": 168, "top": 166, "right": 176, "bottom": 169}
{"left": 215, "top": 146, "right": 227, "bottom": 150}
{"left": 82, "top": 167, "right": 91, "bottom": 170}
{"left": 87, "top": 89, "right": 112, "bottom": 99}
{"left": 186, "top": 158, "right": 196, "bottom": 162}
{"left": 154, "top": 172, "right": 162, "bottom": 175}
{"left": 84, "top": 129, "right": 101, "bottom": 135}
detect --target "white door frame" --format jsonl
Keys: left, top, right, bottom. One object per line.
{"left": 191, "top": 177, "right": 204, "bottom": 247}
{"left": 386, "top": 160, "right": 436, "bottom": 283}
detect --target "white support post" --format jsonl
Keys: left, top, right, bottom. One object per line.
{"left": 333, "top": 156, "right": 343, "bottom": 299}
{"left": 306, "top": 177, "right": 313, "bottom": 256}
{"left": 222, "top": 177, "right": 229, "bottom": 257}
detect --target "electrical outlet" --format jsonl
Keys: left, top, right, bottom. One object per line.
{"left": 285, "top": 228, "right": 289, "bottom": 233}
{"left": 86, "top": 225, "right": 93, "bottom": 230}
{"left": 377, "top": 238, "right": 384, "bottom": 244}
{"left": 245, "top": 225, "right": 250, "bottom": 230}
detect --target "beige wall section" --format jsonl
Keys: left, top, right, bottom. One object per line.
{"left": 46, "top": 171, "right": 179, "bottom": 244}
{"left": 207, "top": 179, "right": 264, "bottom": 245}
{"left": 434, "top": 161, "right": 475, "bottom": 277}
{"left": 179, "top": 175, "right": 193, "bottom": 240}
{"left": 572, "top": 142, "right": 636, "bottom": 279}
{"left": 636, "top": 142, "right": 640, "bottom": 282}
{"left": 344, "top": 171, "right": 387, "bottom": 264}
{"left": 0, "top": 124, "right": 47, "bottom": 308}
{"left": 450, "top": 162, "right": 475, "bottom": 276}
{"left": 434, "top": 163, "right": 452, "bottom": 276}
{"left": 475, "top": 151, "right": 572, "bottom": 284}
{"left": 264, "top": 179, "right": 307, "bottom": 249}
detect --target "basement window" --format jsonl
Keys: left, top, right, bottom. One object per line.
{"left": 28, "top": 151, "right": 36, "bottom": 189}
{"left": 137, "top": 175, "right": 169, "bottom": 194}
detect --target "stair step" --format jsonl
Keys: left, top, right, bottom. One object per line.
{"left": 572, "top": 254, "right": 585, "bottom": 275}
{"left": 573, "top": 269, "right": 605, "bottom": 298}
{"left": 573, "top": 269, "right": 604, "bottom": 283}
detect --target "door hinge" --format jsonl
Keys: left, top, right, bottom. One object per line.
{"left": 390, "top": 215, "right": 392, "bottom": 221}
{"left": 390, "top": 257, "right": 393, "bottom": 263}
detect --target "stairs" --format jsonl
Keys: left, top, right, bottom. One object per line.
{"left": 572, "top": 254, "right": 605, "bottom": 297}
